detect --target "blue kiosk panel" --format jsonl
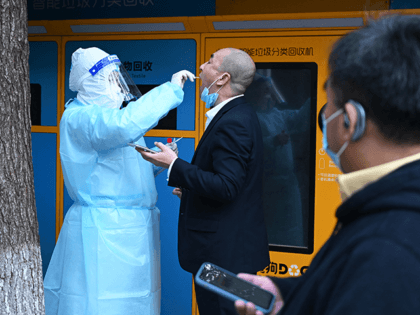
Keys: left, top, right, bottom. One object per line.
{"left": 29, "top": 41, "right": 58, "bottom": 126}
{"left": 64, "top": 39, "right": 196, "bottom": 130}
{"left": 29, "top": 40, "right": 59, "bottom": 277}
{"left": 32, "top": 133, "right": 57, "bottom": 276}
{"left": 145, "top": 137, "right": 195, "bottom": 315}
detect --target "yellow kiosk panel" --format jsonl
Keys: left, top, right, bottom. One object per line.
{"left": 202, "top": 32, "right": 347, "bottom": 279}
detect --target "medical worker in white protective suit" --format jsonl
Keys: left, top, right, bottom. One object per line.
{"left": 43, "top": 47, "right": 195, "bottom": 315}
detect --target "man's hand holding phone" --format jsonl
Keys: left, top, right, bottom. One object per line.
{"left": 127, "top": 143, "right": 158, "bottom": 154}
{"left": 195, "top": 263, "right": 281, "bottom": 315}
{"left": 234, "top": 274, "right": 284, "bottom": 315}
{"left": 137, "top": 142, "right": 177, "bottom": 168}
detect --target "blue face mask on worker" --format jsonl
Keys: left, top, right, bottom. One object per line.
{"left": 200, "top": 73, "right": 227, "bottom": 109}
{"left": 322, "top": 108, "right": 349, "bottom": 171}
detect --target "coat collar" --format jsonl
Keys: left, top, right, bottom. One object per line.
{"left": 336, "top": 159, "right": 420, "bottom": 225}
{"left": 192, "top": 97, "right": 245, "bottom": 162}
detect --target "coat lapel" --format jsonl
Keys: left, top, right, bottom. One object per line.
{"left": 191, "top": 97, "right": 244, "bottom": 163}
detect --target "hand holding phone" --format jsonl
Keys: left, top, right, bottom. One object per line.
{"left": 127, "top": 143, "right": 158, "bottom": 154}
{"left": 128, "top": 138, "right": 182, "bottom": 154}
{"left": 195, "top": 263, "right": 276, "bottom": 315}
{"left": 234, "top": 274, "right": 284, "bottom": 315}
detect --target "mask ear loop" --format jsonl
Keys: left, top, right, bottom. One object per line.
{"left": 336, "top": 140, "right": 349, "bottom": 157}
{"left": 208, "top": 73, "right": 228, "bottom": 93}
{"left": 215, "top": 84, "right": 225, "bottom": 94}
{"left": 324, "top": 108, "right": 344, "bottom": 124}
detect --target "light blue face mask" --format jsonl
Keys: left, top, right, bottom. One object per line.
{"left": 200, "top": 74, "right": 226, "bottom": 109}
{"left": 322, "top": 108, "right": 349, "bottom": 171}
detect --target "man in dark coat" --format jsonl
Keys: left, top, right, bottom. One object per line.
{"left": 140, "top": 48, "right": 270, "bottom": 315}
{"left": 235, "top": 14, "right": 420, "bottom": 315}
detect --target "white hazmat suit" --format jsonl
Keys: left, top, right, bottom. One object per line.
{"left": 44, "top": 47, "right": 193, "bottom": 315}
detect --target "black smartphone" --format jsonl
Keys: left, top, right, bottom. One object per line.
{"left": 195, "top": 262, "right": 275, "bottom": 314}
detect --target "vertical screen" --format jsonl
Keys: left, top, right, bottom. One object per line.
{"left": 30, "top": 83, "right": 41, "bottom": 126}
{"left": 29, "top": 41, "right": 58, "bottom": 126}
{"left": 243, "top": 63, "right": 317, "bottom": 253}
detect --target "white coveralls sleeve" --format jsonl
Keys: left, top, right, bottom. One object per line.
{"left": 63, "top": 82, "right": 183, "bottom": 153}
{"left": 87, "top": 82, "right": 183, "bottom": 151}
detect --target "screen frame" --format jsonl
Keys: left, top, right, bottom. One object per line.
{"left": 253, "top": 62, "right": 317, "bottom": 255}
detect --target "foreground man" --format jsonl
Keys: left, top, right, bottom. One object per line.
{"left": 235, "top": 14, "right": 420, "bottom": 315}
{"left": 140, "top": 48, "right": 270, "bottom": 315}
{"left": 44, "top": 47, "right": 194, "bottom": 315}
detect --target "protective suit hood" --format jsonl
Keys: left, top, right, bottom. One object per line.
{"left": 69, "top": 47, "right": 141, "bottom": 109}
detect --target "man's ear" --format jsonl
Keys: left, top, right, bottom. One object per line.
{"left": 217, "top": 73, "right": 230, "bottom": 86}
{"left": 345, "top": 102, "right": 358, "bottom": 139}
{"left": 345, "top": 100, "right": 366, "bottom": 141}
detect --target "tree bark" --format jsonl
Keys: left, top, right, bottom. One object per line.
{"left": 0, "top": 0, "right": 45, "bottom": 314}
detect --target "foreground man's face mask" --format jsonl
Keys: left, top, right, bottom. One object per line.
{"left": 321, "top": 108, "right": 349, "bottom": 171}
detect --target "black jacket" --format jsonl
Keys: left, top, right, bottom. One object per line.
{"left": 169, "top": 97, "right": 270, "bottom": 275}
{"left": 273, "top": 159, "right": 420, "bottom": 314}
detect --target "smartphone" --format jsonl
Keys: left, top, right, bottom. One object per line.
{"left": 127, "top": 143, "right": 158, "bottom": 154}
{"left": 195, "top": 262, "right": 275, "bottom": 314}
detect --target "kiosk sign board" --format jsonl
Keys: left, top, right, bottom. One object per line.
{"left": 28, "top": 0, "right": 215, "bottom": 20}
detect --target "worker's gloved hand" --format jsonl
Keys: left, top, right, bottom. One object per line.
{"left": 171, "top": 70, "right": 195, "bottom": 89}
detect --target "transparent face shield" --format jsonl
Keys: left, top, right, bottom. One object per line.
{"left": 107, "top": 64, "right": 143, "bottom": 108}
{"left": 88, "top": 55, "right": 142, "bottom": 109}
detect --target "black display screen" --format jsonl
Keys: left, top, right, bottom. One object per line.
{"left": 30, "top": 83, "right": 41, "bottom": 126}
{"left": 198, "top": 263, "right": 274, "bottom": 310}
{"left": 243, "top": 63, "right": 317, "bottom": 254}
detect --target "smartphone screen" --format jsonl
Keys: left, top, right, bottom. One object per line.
{"left": 197, "top": 263, "right": 274, "bottom": 311}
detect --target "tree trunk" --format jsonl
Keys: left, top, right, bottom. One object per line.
{"left": 0, "top": 0, "right": 45, "bottom": 314}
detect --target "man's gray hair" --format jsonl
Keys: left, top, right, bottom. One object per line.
{"left": 218, "top": 48, "right": 256, "bottom": 95}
